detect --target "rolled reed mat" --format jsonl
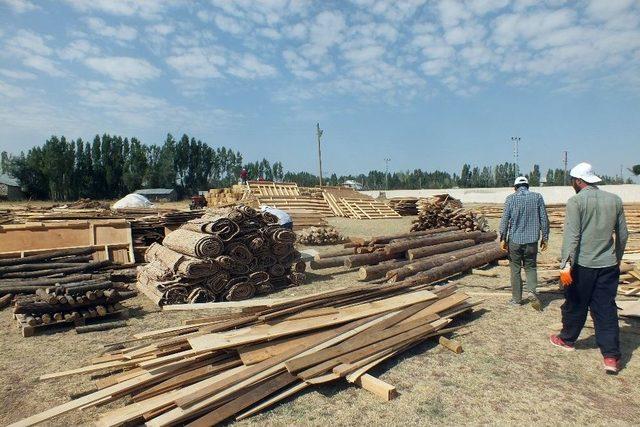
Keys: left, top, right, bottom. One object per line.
{"left": 205, "top": 271, "right": 231, "bottom": 294}
{"left": 208, "top": 218, "right": 240, "bottom": 241}
{"left": 226, "top": 242, "right": 254, "bottom": 265}
{"left": 248, "top": 271, "right": 269, "bottom": 285}
{"left": 249, "top": 236, "right": 265, "bottom": 252}
{"left": 272, "top": 242, "right": 293, "bottom": 258}
{"left": 215, "top": 255, "right": 235, "bottom": 270}
{"left": 187, "top": 287, "right": 214, "bottom": 303}
{"left": 269, "top": 276, "right": 289, "bottom": 288}
{"left": 163, "top": 228, "right": 224, "bottom": 258}
{"left": 225, "top": 281, "right": 256, "bottom": 301}
{"left": 257, "top": 254, "right": 277, "bottom": 268}
{"left": 145, "top": 243, "right": 216, "bottom": 278}
{"left": 278, "top": 250, "right": 299, "bottom": 265}
{"left": 230, "top": 261, "right": 250, "bottom": 275}
{"left": 142, "top": 260, "right": 174, "bottom": 281}
{"left": 269, "top": 263, "right": 286, "bottom": 277}
{"left": 164, "top": 285, "right": 189, "bottom": 304}
{"left": 272, "top": 228, "right": 296, "bottom": 244}
{"left": 294, "top": 261, "right": 306, "bottom": 273}
{"left": 261, "top": 211, "right": 279, "bottom": 224}
{"left": 237, "top": 205, "right": 259, "bottom": 219}
{"left": 288, "top": 272, "right": 306, "bottom": 286}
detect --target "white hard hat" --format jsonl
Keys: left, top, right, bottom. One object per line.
{"left": 569, "top": 162, "right": 601, "bottom": 184}
{"left": 514, "top": 176, "right": 528, "bottom": 186}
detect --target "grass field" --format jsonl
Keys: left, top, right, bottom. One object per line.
{"left": 0, "top": 216, "right": 638, "bottom": 426}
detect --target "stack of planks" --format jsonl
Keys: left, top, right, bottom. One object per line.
{"left": 136, "top": 205, "right": 306, "bottom": 306}
{"left": 296, "top": 226, "right": 347, "bottom": 245}
{"left": 311, "top": 227, "right": 504, "bottom": 285}
{"left": 11, "top": 281, "right": 476, "bottom": 427}
{"left": 388, "top": 198, "right": 418, "bottom": 216}
{"left": 412, "top": 197, "right": 487, "bottom": 232}
{"left": 323, "top": 187, "right": 401, "bottom": 219}
{"left": 248, "top": 181, "right": 332, "bottom": 229}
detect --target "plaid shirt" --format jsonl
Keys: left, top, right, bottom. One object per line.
{"left": 499, "top": 187, "right": 550, "bottom": 244}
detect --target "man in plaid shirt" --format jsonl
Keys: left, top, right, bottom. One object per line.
{"left": 499, "top": 176, "right": 550, "bottom": 310}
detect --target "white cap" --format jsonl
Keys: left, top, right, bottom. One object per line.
{"left": 514, "top": 176, "right": 528, "bottom": 186}
{"left": 569, "top": 162, "right": 601, "bottom": 184}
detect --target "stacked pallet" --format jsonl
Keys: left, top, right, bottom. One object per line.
{"left": 323, "top": 187, "right": 401, "bottom": 219}
{"left": 206, "top": 185, "right": 247, "bottom": 207}
{"left": 389, "top": 198, "right": 418, "bottom": 215}
{"left": 412, "top": 196, "right": 487, "bottom": 232}
{"left": 310, "top": 227, "right": 503, "bottom": 285}
{"left": 136, "top": 205, "right": 305, "bottom": 306}
{"left": 248, "top": 181, "right": 331, "bottom": 229}
{"left": 12, "top": 281, "right": 476, "bottom": 426}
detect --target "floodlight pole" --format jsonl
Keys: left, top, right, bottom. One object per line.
{"left": 316, "top": 123, "right": 323, "bottom": 187}
{"left": 511, "top": 136, "right": 521, "bottom": 175}
{"left": 384, "top": 158, "right": 391, "bottom": 190}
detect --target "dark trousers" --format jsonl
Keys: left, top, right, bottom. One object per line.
{"left": 559, "top": 264, "right": 620, "bottom": 358}
{"left": 508, "top": 242, "right": 538, "bottom": 302}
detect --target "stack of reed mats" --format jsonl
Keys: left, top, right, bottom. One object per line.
{"left": 137, "top": 205, "right": 305, "bottom": 306}
{"left": 412, "top": 195, "right": 487, "bottom": 232}
{"left": 0, "top": 248, "right": 137, "bottom": 336}
{"left": 311, "top": 227, "right": 504, "bottom": 284}
{"left": 11, "top": 282, "right": 475, "bottom": 427}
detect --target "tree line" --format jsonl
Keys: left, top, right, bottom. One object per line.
{"left": 0, "top": 134, "right": 634, "bottom": 201}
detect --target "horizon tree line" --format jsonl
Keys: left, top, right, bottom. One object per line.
{"left": 0, "top": 134, "right": 634, "bottom": 201}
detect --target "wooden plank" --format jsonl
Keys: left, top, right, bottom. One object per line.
{"left": 235, "top": 382, "right": 309, "bottom": 421}
{"left": 355, "top": 374, "right": 397, "bottom": 401}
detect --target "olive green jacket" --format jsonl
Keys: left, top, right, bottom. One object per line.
{"left": 561, "top": 186, "right": 628, "bottom": 268}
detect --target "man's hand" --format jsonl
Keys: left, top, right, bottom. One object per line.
{"left": 559, "top": 264, "right": 573, "bottom": 287}
{"left": 540, "top": 240, "right": 548, "bottom": 252}
{"left": 500, "top": 240, "right": 508, "bottom": 251}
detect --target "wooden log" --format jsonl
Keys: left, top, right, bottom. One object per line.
{"left": 439, "top": 336, "right": 463, "bottom": 353}
{"left": 53, "top": 312, "right": 64, "bottom": 321}
{"left": 76, "top": 320, "right": 127, "bottom": 334}
{"left": 0, "top": 262, "right": 91, "bottom": 275}
{"left": 358, "top": 260, "right": 412, "bottom": 281}
{"left": 344, "top": 250, "right": 402, "bottom": 269}
{"left": 313, "top": 248, "right": 355, "bottom": 260}
{"left": 0, "top": 293, "right": 13, "bottom": 309}
{"left": 61, "top": 280, "right": 113, "bottom": 293}
{"left": 96, "top": 305, "right": 108, "bottom": 316}
{"left": 384, "top": 230, "right": 484, "bottom": 255}
{"left": 13, "top": 293, "right": 135, "bottom": 315}
{"left": 35, "top": 289, "right": 58, "bottom": 304}
{"left": 471, "top": 269, "right": 498, "bottom": 278}
{"left": 369, "top": 226, "right": 459, "bottom": 244}
{"left": 0, "top": 260, "right": 112, "bottom": 279}
{"left": 407, "top": 239, "right": 476, "bottom": 260}
{"left": 0, "top": 273, "right": 104, "bottom": 289}
{"left": 309, "top": 255, "right": 350, "bottom": 270}
{"left": 0, "top": 247, "right": 95, "bottom": 267}
{"left": 41, "top": 313, "right": 52, "bottom": 324}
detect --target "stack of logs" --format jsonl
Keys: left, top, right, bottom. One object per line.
{"left": 412, "top": 197, "right": 487, "bottom": 232}
{"left": 296, "top": 226, "right": 347, "bottom": 245}
{"left": 137, "top": 205, "right": 305, "bottom": 306}
{"left": 388, "top": 198, "right": 418, "bottom": 216}
{"left": 15, "top": 280, "right": 477, "bottom": 426}
{"left": 311, "top": 227, "right": 504, "bottom": 285}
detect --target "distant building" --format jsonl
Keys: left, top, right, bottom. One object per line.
{"left": 0, "top": 173, "right": 22, "bottom": 200}
{"left": 342, "top": 180, "right": 364, "bottom": 191}
{"left": 134, "top": 188, "right": 177, "bottom": 202}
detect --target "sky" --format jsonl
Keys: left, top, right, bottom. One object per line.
{"left": 0, "top": 0, "right": 639, "bottom": 180}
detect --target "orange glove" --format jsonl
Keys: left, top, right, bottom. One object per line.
{"left": 500, "top": 240, "right": 508, "bottom": 251}
{"left": 559, "top": 265, "right": 573, "bottom": 287}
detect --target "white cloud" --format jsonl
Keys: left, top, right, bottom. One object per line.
{"left": 303, "top": 11, "right": 347, "bottom": 61}
{"left": 0, "top": 79, "right": 25, "bottom": 97}
{"left": 3, "top": 30, "right": 65, "bottom": 76}
{"left": 64, "top": 0, "right": 172, "bottom": 19}
{"left": 586, "top": 0, "right": 634, "bottom": 21}
{"left": 214, "top": 14, "right": 246, "bottom": 35}
{"left": 166, "top": 47, "right": 226, "bottom": 79}
{"left": 227, "top": 54, "right": 277, "bottom": 79}
{"left": 258, "top": 27, "right": 281, "bottom": 40}
{"left": 0, "top": 0, "right": 38, "bottom": 13}
{"left": 343, "top": 45, "right": 385, "bottom": 63}
{"left": 58, "top": 39, "right": 100, "bottom": 61}
{"left": 84, "top": 57, "right": 161, "bottom": 82}
{"left": 0, "top": 68, "right": 37, "bottom": 79}
{"left": 85, "top": 17, "right": 137, "bottom": 41}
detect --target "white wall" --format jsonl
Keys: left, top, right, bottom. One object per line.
{"left": 363, "top": 185, "right": 640, "bottom": 205}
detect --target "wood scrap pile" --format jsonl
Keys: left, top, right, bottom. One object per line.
{"left": 296, "top": 226, "right": 347, "bottom": 245}
{"left": 412, "top": 195, "right": 487, "bottom": 232}
{"left": 136, "top": 205, "right": 305, "bottom": 306}
{"left": 11, "top": 281, "right": 477, "bottom": 427}
{"left": 323, "top": 187, "right": 401, "bottom": 219}
{"left": 388, "top": 197, "right": 418, "bottom": 216}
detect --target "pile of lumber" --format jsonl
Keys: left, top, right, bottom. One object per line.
{"left": 412, "top": 197, "right": 487, "bottom": 232}
{"left": 389, "top": 197, "right": 418, "bottom": 215}
{"left": 205, "top": 185, "right": 247, "bottom": 207}
{"left": 11, "top": 281, "right": 477, "bottom": 426}
{"left": 248, "top": 181, "right": 332, "bottom": 229}
{"left": 323, "top": 187, "right": 401, "bottom": 219}
{"left": 296, "top": 226, "right": 347, "bottom": 245}
{"left": 136, "top": 205, "right": 305, "bottom": 306}
{"left": 311, "top": 227, "right": 503, "bottom": 284}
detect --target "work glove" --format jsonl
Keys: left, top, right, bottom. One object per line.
{"left": 500, "top": 240, "right": 508, "bottom": 251}
{"left": 540, "top": 240, "right": 548, "bottom": 252}
{"left": 559, "top": 264, "right": 573, "bottom": 287}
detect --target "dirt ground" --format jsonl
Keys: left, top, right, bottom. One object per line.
{"left": 1, "top": 216, "right": 639, "bottom": 426}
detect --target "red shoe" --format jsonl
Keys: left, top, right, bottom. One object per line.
{"left": 549, "top": 334, "right": 575, "bottom": 351}
{"left": 603, "top": 357, "right": 620, "bottom": 375}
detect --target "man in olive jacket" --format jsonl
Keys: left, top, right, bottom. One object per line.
{"left": 550, "top": 162, "right": 628, "bottom": 374}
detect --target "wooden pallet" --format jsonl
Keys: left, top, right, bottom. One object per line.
{"left": 247, "top": 181, "right": 301, "bottom": 197}
{"left": 338, "top": 198, "right": 402, "bottom": 219}
{"left": 15, "top": 308, "right": 129, "bottom": 337}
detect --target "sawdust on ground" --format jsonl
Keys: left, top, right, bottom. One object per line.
{"left": 0, "top": 215, "right": 639, "bottom": 426}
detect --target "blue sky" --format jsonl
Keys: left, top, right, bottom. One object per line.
{"left": 0, "top": 0, "right": 638, "bottom": 180}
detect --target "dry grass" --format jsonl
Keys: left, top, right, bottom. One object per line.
{"left": 0, "top": 216, "right": 639, "bottom": 426}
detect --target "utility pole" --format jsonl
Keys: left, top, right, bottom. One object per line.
{"left": 562, "top": 151, "right": 568, "bottom": 185}
{"left": 620, "top": 164, "right": 624, "bottom": 183}
{"left": 384, "top": 158, "right": 391, "bottom": 190}
{"left": 316, "top": 123, "right": 323, "bottom": 187}
{"left": 510, "top": 136, "right": 521, "bottom": 174}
